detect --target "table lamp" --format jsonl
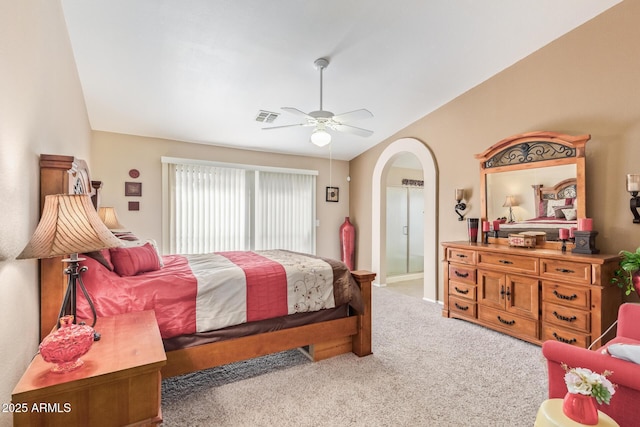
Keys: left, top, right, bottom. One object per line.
{"left": 18, "top": 194, "right": 122, "bottom": 332}
{"left": 98, "top": 206, "right": 126, "bottom": 230}
{"left": 503, "top": 195, "right": 518, "bottom": 223}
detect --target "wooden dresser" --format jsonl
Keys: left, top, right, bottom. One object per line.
{"left": 442, "top": 242, "right": 622, "bottom": 348}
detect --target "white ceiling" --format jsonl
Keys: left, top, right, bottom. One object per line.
{"left": 61, "top": 0, "right": 620, "bottom": 161}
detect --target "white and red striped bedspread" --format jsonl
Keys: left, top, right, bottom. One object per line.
{"left": 77, "top": 250, "right": 358, "bottom": 339}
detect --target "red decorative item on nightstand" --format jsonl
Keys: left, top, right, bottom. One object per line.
{"left": 39, "top": 315, "right": 94, "bottom": 373}
{"left": 340, "top": 217, "right": 355, "bottom": 270}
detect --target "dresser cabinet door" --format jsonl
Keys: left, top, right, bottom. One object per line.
{"left": 478, "top": 270, "right": 506, "bottom": 309}
{"left": 505, "top": 274, "right": 540, "bottom": 320}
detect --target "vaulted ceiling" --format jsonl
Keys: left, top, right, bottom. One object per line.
{"left": 62, "top": 0, "right": 620, "bottom": 160}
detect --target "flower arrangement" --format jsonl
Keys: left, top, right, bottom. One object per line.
{"left": 562, "top": 363, "right": 616, "bottom": 405}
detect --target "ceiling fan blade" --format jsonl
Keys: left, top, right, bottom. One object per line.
{"left": 281, "top": 107, "right": 313, "bottom": 119}
{"left": 332, "top": 109, "right": 373, "bottom": 123}
{"left": 332, "top": 123, "right": 374, "bottom": 137}
{"left": 263, "top": 123, "right": 311, "bottom": 130}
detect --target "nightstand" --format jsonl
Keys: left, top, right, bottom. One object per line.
{"left": 12, "top": 310, "right": 166, "bottom": 426}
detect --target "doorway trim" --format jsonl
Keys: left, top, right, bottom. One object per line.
{"left": 371, "top": 137, "right": 438, "bottom": 302}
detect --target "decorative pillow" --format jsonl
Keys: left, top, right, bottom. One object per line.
{"left": 539, "top": 200, "right": 548, "bottom": 217}
{"left": 119, "top": 238, "right": 164, "bottom": 267}
{"left": 546, "top": 199, "right": 567, "bottom": 217}
{"left": 553, "top": 205, "right": 574, "bottom": 219}
{"left": 84, "top": 248, "right": 114, "bottom": 271}
{"left": 110, "top": 243, "right": 161, "bottom": 276}
{"left": 606, "top": 343, "right": 640, "bottom": 364}
{"left": 562, "top": 208, "right": 577, "bottom": 221}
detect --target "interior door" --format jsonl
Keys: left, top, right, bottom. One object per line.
{"left": 386, "top": 186, "right": 408, "bottom": 276}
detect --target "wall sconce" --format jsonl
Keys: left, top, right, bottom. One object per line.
{"left": 455, "top": 189, "right": 467, "bottom": 221}
{"left": 627, "top": 174, "right": 640, "bottom": 223}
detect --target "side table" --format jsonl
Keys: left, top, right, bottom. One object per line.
{"left": 12, "top": 310, "right": 166, "bottom": 427}
{"left": 535, "top": 399, "right": 619, "bottom": 427}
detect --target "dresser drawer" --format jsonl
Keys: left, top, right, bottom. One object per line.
{"left": 478, "top": 305, "right": 538, "bottom": 341}
{"left": 447, "top": 248, "right": 476, "bottom": 265}
{"left": 541, "top": 281, "right": 590, "bottom": 310}
{"left": 540, "top": 259, "right": 591, "bottom": 284}
{"left": 448, "top": 280, "right": 476, "bottom": 301}
{"left": 542, "top": 324, "right": 590, "bottom": 349}
{"left": 449, "top": 296, "right": 477, "bottom": 319}
{"left": 542, "top": 303, "right": 590, "bottom": 333}
{"left": 477, "top": 252, "right": 538, "bottom": 274}
{"left": 448, "top": 264, "right": 476, "bottom": 285}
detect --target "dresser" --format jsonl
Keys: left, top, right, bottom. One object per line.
{"left": 442, "top": 242, "right": 622, "bottom": 348}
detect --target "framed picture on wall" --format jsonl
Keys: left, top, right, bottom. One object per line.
{"left": 125, "top": 182, "right": 142, "bottom": 197}
{"left": 326, "top": 186, "right": 339, "bottom": 202}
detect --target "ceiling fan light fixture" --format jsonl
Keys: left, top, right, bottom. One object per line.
{"left": 310, "top": 128, "right": 331, "bottom": 147}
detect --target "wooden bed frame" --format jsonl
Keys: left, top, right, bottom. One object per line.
{"left": 38, "top": 154, "right": 374, "bottom": 378}
{"left": 532, "top": 178, "right": 577, "bottom": 218}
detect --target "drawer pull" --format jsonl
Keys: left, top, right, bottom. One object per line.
{"left": 553, "top": 290, "right": 578, "bottom": 301}
{"left": 454, "top": 286, "right": 469, "bottom": 294}
{"left": 555, "top": 268, "right": 575, "bottom": 274}
{"left": 497, "top": 316, "right": 515, "bottom": 326}
{"left": 456, "top": 254, "right": 468, "bottom": 259}
{"left": 552, "top": 332, "right": 577, "bottom": 345}
{"left": 454, "top": 302, "right": 469, "bottom": 311}
{"left": 498, "top": 260, "right": 513, "bottom": 265}
{"left": 454, "top": 271, "right": 469, "bottom": 278}
{"left": 553, "top": 311, "right": 577, "bottom": 323}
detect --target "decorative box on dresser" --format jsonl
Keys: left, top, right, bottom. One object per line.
{"left": 442, "top": 241, "right": 622, "bottom": 349}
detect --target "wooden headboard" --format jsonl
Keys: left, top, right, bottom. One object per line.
{"left": 532, "top": 178, "right": 577, "bottom": 218}
{"left": 39, "top": 154, "right": 102, "bottom": 339}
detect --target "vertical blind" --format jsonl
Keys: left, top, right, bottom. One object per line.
{"left": 165, "top": 159, "right": 316, "bottom": 255}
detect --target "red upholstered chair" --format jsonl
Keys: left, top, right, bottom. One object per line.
{"left": 542, "top": 303, "right": 640, "bottom": 427}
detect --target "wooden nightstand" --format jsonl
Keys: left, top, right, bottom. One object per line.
{"left": 12, "top": 310, "right": 166, "bottom": 426}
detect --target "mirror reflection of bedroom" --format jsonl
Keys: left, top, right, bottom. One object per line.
{"left": 385, "top": 152, "right": 424, "bottom": 299}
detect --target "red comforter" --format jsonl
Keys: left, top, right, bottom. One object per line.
{"left": 76, "top": 250, "right": 361, "bottom": 339}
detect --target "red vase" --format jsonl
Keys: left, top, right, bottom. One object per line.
{"left": 633, "top": 271, "right": 640, "bottom": 295}
{"left": 562, "top": 392, "right": 599, "bottom": 425}
{"left": 39, "top": 315, "right": 94, "bottom": 373}
{"left": 340, "top": 217, "right": 355, "bottom": 271}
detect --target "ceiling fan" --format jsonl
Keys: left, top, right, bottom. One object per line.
{"left": 263, "top": 58, "right": 373, "bottom": 147}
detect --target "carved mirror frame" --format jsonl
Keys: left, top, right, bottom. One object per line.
{"left": 476, "top": 131, "right": 589, "bottom": 249}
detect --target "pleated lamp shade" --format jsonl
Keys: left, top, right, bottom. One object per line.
{"left": 98, "top": 206, "right": 125, "bottom": 230}
{"left": 17, "top": 194, "right": 122, "bottom": 260}
{"left": 502, "top": 195, "right": 518, "bottom": 207}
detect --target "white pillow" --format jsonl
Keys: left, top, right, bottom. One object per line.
{"left": 606, "top": 343, "right": 640, "bottom": 364}
{"left": 546, "top": 199, "right": 567, "bottom": 217}
{"left": 562, "top": 208, "right": 577, "bottom": 220}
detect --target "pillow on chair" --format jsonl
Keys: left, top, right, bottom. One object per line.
{"left": 605, "top": 343, "right": 640, "bottom": 364}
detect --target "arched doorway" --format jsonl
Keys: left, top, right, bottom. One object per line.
{"left": 371, "top": 138, "right": 438, "bottom": 302}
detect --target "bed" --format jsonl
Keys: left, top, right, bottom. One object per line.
{"left": 495, "top": 178, "right": 578, "bottom": 241}
{"left": 37, "top": 154, "right": 374, "bottom": 378}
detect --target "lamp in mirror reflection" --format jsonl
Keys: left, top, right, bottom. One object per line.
{"left": 455, "top": 188, "right": 467, "bottom": 221}
{"left": 627, "top": 174, "right": 640, "bottom": 223}
{"left": 503, "top": 195, "right": 518, "bottom": 223}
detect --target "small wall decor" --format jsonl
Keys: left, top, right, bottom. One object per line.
{"left": 128, "top": 201, "right": 140, "bottom": 211}
{"left": 128, "top": 169, "right": 140, "bottom": 179}
{"left": 125, "top": 182, "right": 142, "bottom": 197}
{"left": 326, "top": 186, "right": 339, "bottom": 202}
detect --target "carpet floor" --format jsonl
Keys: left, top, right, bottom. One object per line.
{"left": 162, "top": 287, "right": 548, "bottom": 426}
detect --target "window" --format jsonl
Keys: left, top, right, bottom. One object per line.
{"left": 162, "top": 157, "right": 317, "bottom": 255}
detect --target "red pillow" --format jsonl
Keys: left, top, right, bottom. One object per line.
{"left": 84, "top": 248, "right": 114, "bottom": 271}
{"left": 110, "top": 243, "right": 161, "bottom": 276}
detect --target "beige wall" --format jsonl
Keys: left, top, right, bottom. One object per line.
{"left": 0, "top": 0, "right": 92, "bottom": 425}
{"left": 350, "top": 0, "right": 640, "bottom": 302}
{"left": 91, "top": 131, "right": 351, "bottom": 259}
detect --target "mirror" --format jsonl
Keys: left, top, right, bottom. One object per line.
{"left": 477, "top": 131, "right": 589, "bottom": 246}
